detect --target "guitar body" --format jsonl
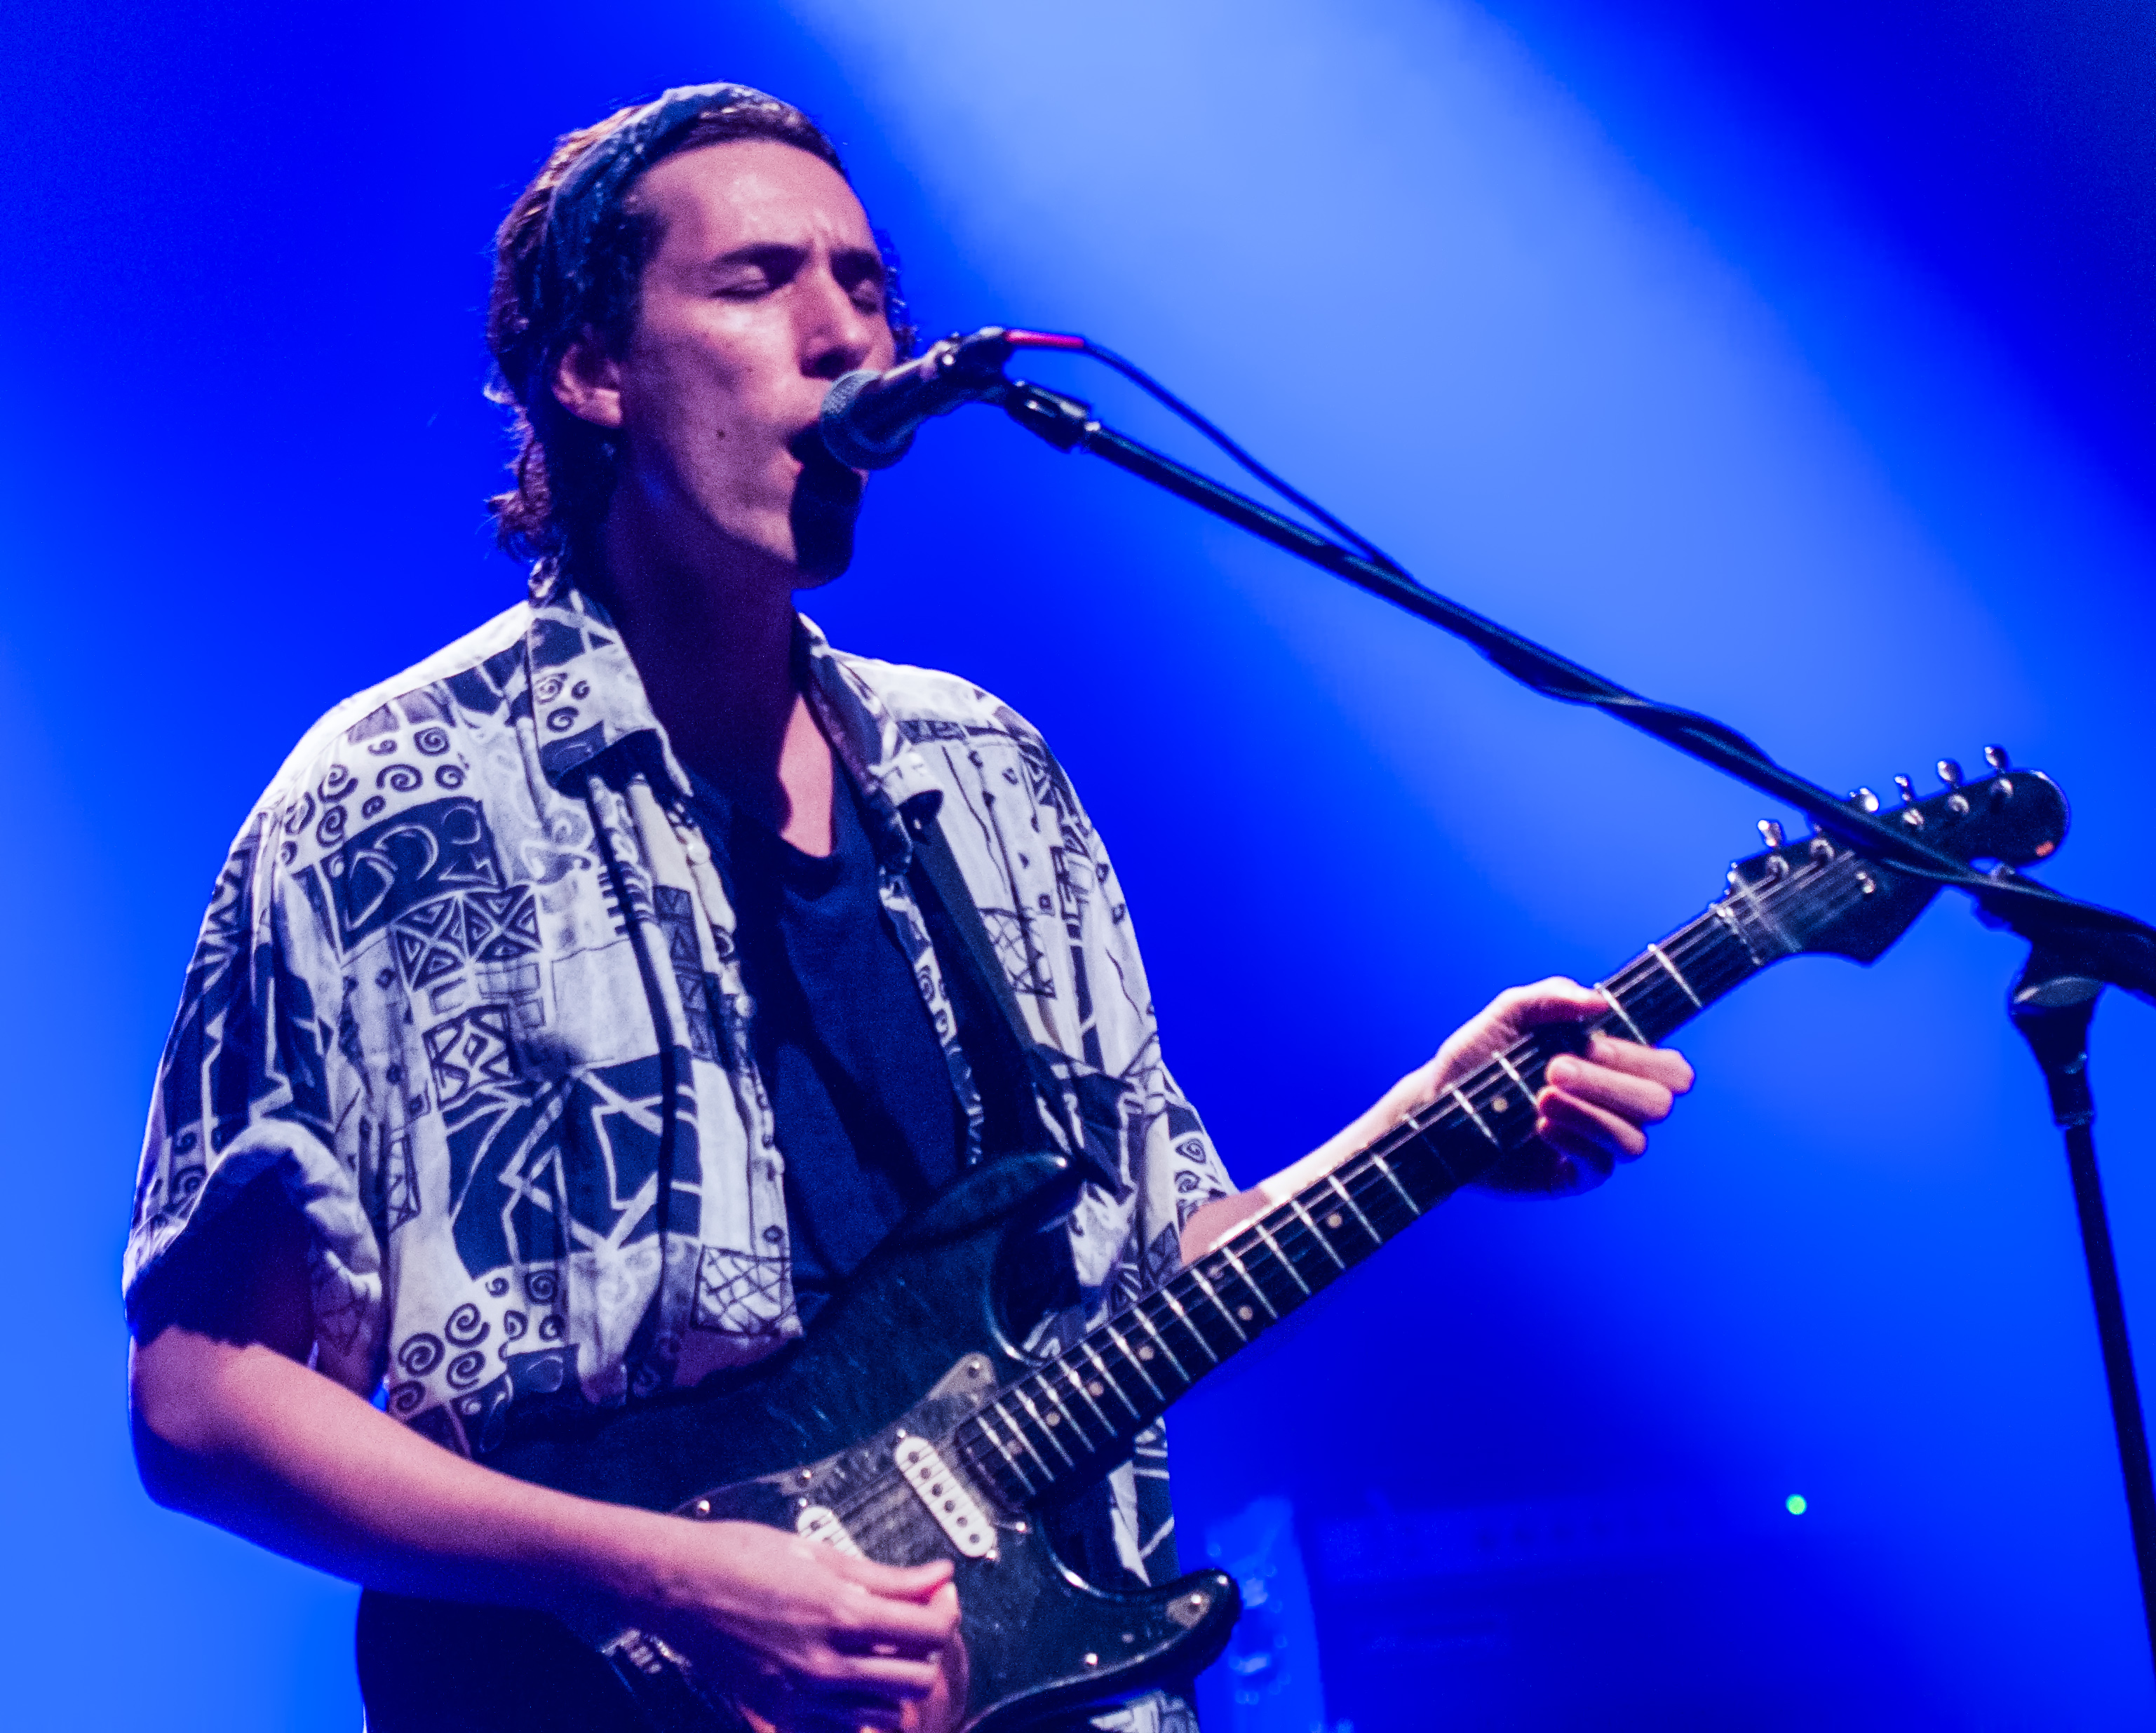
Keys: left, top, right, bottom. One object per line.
{"left": 356, "top": 1154, "right": 1239, "bottom": 1733}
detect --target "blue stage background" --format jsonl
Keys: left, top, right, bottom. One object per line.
{"left": 4, "top": 1, "right": 2152, "bottom": 1726}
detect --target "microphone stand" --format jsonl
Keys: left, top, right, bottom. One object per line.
{"left": 2009, "top": 955, "right": 2156, "bottom": 1673}
{"left": 977, "top": 370, "right": 2156, "bottom": 1671}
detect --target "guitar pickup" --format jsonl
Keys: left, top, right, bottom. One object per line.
{"left": 794, "top": 1503, "right": 866, "bottom": 1557}
{"left": 894, "top": 1434, "right": 998, "bottom": 1560}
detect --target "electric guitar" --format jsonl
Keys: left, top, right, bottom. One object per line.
{"left": 358, "top": 755, "right": 2067, "bottom": 1732}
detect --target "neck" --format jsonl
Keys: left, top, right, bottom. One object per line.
{"left": 591, "top": 497, "right": 818, "bottom": 835}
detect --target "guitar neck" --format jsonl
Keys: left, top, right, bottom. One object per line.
{"left": 950, "top": 883, "right": 1792, "bottom": 1508}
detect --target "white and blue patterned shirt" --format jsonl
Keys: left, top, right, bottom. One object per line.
{"left": 124, "top": 574, "right": 1231, "bottom": 1598}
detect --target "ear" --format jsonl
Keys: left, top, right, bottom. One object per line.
{"left": 551, "top": 328, "right": 625, "bottom": 429}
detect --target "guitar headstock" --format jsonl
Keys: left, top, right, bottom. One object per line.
{"left": 1723, "top": 747, "right": 2069, "bottom": 963}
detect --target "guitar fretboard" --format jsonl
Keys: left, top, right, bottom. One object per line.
{"left": 947, "top": 844, "right": 1866, "bottom": 1509}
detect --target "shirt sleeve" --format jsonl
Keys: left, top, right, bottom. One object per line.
{"left": 1063, "top": 794, "right": 1236, "bottom": 1300}
{"left": 123, "top": 790, "right": 386, "bottom": 1394}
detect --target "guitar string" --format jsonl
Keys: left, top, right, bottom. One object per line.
{"left": 933, "top": 852, "right": 1873, "bottom": 1502}
{"left": 792, "top": 849, "right": 1883, "bottom": 1539}
{"left": 955, "top": 868, "right": 1875, "bottom": 1511}
{"left": 934, "top": 856, "right": 1875, "bottom": 1504}
{"left": 936, "top": 850, "right": 1871, "bottom": 1498}
{"left": 826, "top": 849, "right": 1875, "bottom": 1532}
{"left": 1343, "top": 857, "right": 1865, "bottom": 1194}
{"left": 1248, "top": 860, "right": 1871, "bottom": 1269}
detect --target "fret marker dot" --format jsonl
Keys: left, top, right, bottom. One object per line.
{"left": 1237, "top": 1305, "right": 1254, "bottom": 1322}
{"left": 1138, "top": 1345, "right": 1154, "bottom": 1361}
{"left": 1326, "top": 1213, "right": 1343, "bottom": 1229}
{"left": 1492, "top": 1095, "right": 1509, "bottom": 1113}
{"left": 1087, "top": 1380, "right": 1105, "bottom": 1398}
{"left": 1045, "top": 1410, "right": 1061, "bottom": 1427}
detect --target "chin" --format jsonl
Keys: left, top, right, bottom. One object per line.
{"left": 787, "top": 431, "right": 868, "bottom": 580}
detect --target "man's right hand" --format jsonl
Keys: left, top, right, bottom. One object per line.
{"left": 622, "top": 1518, "right": 959, "bottom": 1733}
{"left": 128, "top": 1174, "right": 964, "bottom": 1733}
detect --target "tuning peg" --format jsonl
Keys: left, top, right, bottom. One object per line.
{"left": 1984, "top": 744, "right": 2009, "bottom": 770}
{"left": 1893, "top": 774, "right": 1918, "bottom": 805}
{"left": 1936, "top": 758, "right": 1963, "bottom": 788}
{"left": 1850, "top": 786, "right": 1881, "bottom": 813}
{"left": 1757, "top": 819, "right": 1785, "bottom": 847}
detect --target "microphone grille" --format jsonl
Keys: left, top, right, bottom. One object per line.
{"left": 820, "top": 368, "right": 915, "bottom": 471}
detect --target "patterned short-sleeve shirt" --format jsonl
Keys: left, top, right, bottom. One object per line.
{"left": 124, "top": 574, "right": 1231, "bottom": 1598}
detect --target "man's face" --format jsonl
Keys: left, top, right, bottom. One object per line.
{"left": 561, "top": 140, "right": 898, "bottom": 583}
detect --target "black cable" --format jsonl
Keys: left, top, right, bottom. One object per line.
{"left": 1053, "top": 362, "right": 2073, "bottom": 901}
{"left": 1056, "top": 339, "right": 1959, "bottom": 870}
{"left": 1072, "top": 339, "right": 1412, "bottom": 578}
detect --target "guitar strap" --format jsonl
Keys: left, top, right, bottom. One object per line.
{"left": 904, "top": 803, "right": 1155, "bottom": 1602}
{"left": 903, "top": 798, "right": 1115, "bottom": 1189}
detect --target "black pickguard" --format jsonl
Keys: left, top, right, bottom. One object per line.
{"left": 356, "top": 1154, "right": 1239, "bottom": 1733}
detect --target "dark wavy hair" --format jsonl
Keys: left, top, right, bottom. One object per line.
{"left": 485, "top": 92, "right": 915, "bottom": 564}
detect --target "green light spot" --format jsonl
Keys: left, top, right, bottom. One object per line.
{"left": 1785, "top": 1494, "right": 1808, "bottom": 1516}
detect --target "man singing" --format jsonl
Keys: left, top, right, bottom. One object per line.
{"left": 123, "top": 84, "right": 1691, "bottom": 1733}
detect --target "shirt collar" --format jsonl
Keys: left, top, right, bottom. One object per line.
{"left": 522, "top": 573, "right": 687, "bottom": 795}
{"left": 797, "top": 613, "right": 945, "bottom": 865}
{"left": 523, "top": 571, "right": 946, "bottom": 859}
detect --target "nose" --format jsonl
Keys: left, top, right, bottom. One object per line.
{"left": 799, "top": 257, "right": 884, "bottom": 383}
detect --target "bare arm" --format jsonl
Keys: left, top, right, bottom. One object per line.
{"left": 130, "top": 1176, "right": 956, "bottom": 1733}
{"left": 1181, "top": 978, "right": 1695, "bottom": 1263}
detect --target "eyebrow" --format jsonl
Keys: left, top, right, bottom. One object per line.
{"left": 697, "top": 241, "right": 886, "bottom": 284}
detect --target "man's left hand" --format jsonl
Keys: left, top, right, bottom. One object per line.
{"left": 1415, "top": 977, "right": 1694, "bottom": 1196}
{"left": 1179, "top": 978, "right": 1693, "bottom": 1263}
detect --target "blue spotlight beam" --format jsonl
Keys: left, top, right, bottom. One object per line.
{"left": 985, "top": 370, "right": 2156, "bottom": 1003}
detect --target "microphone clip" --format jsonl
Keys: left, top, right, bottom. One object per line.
{"left": 821, "top": 326, "right": 1086, "bottom": 470}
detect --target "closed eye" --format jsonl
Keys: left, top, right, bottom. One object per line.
{"left": 833, "top": 245, "right": 888, "bottom": 316}
{"left": 704, "top": 243, "right": 808, "bottom": 300}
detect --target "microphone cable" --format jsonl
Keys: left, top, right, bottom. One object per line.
{"left": 1006, "top": 329, "right": 1410, "bottom": 580}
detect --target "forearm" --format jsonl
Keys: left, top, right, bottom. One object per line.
{"left": 130, "top": 1327, "right": 669, "bottom": 1629}
{"left": 1179, "top": 1074, "right": 1420, "bottom": 1264}
{"left": 1180, "top": 978, "right": 1695, "bottom": 1261}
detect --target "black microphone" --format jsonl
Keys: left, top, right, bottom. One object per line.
{"left": 819, "top": 328, "right": 1021, "bottom": 469}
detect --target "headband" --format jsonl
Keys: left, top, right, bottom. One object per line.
{"left": 525, "top": 81, "right": 774, "bottom": 386}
